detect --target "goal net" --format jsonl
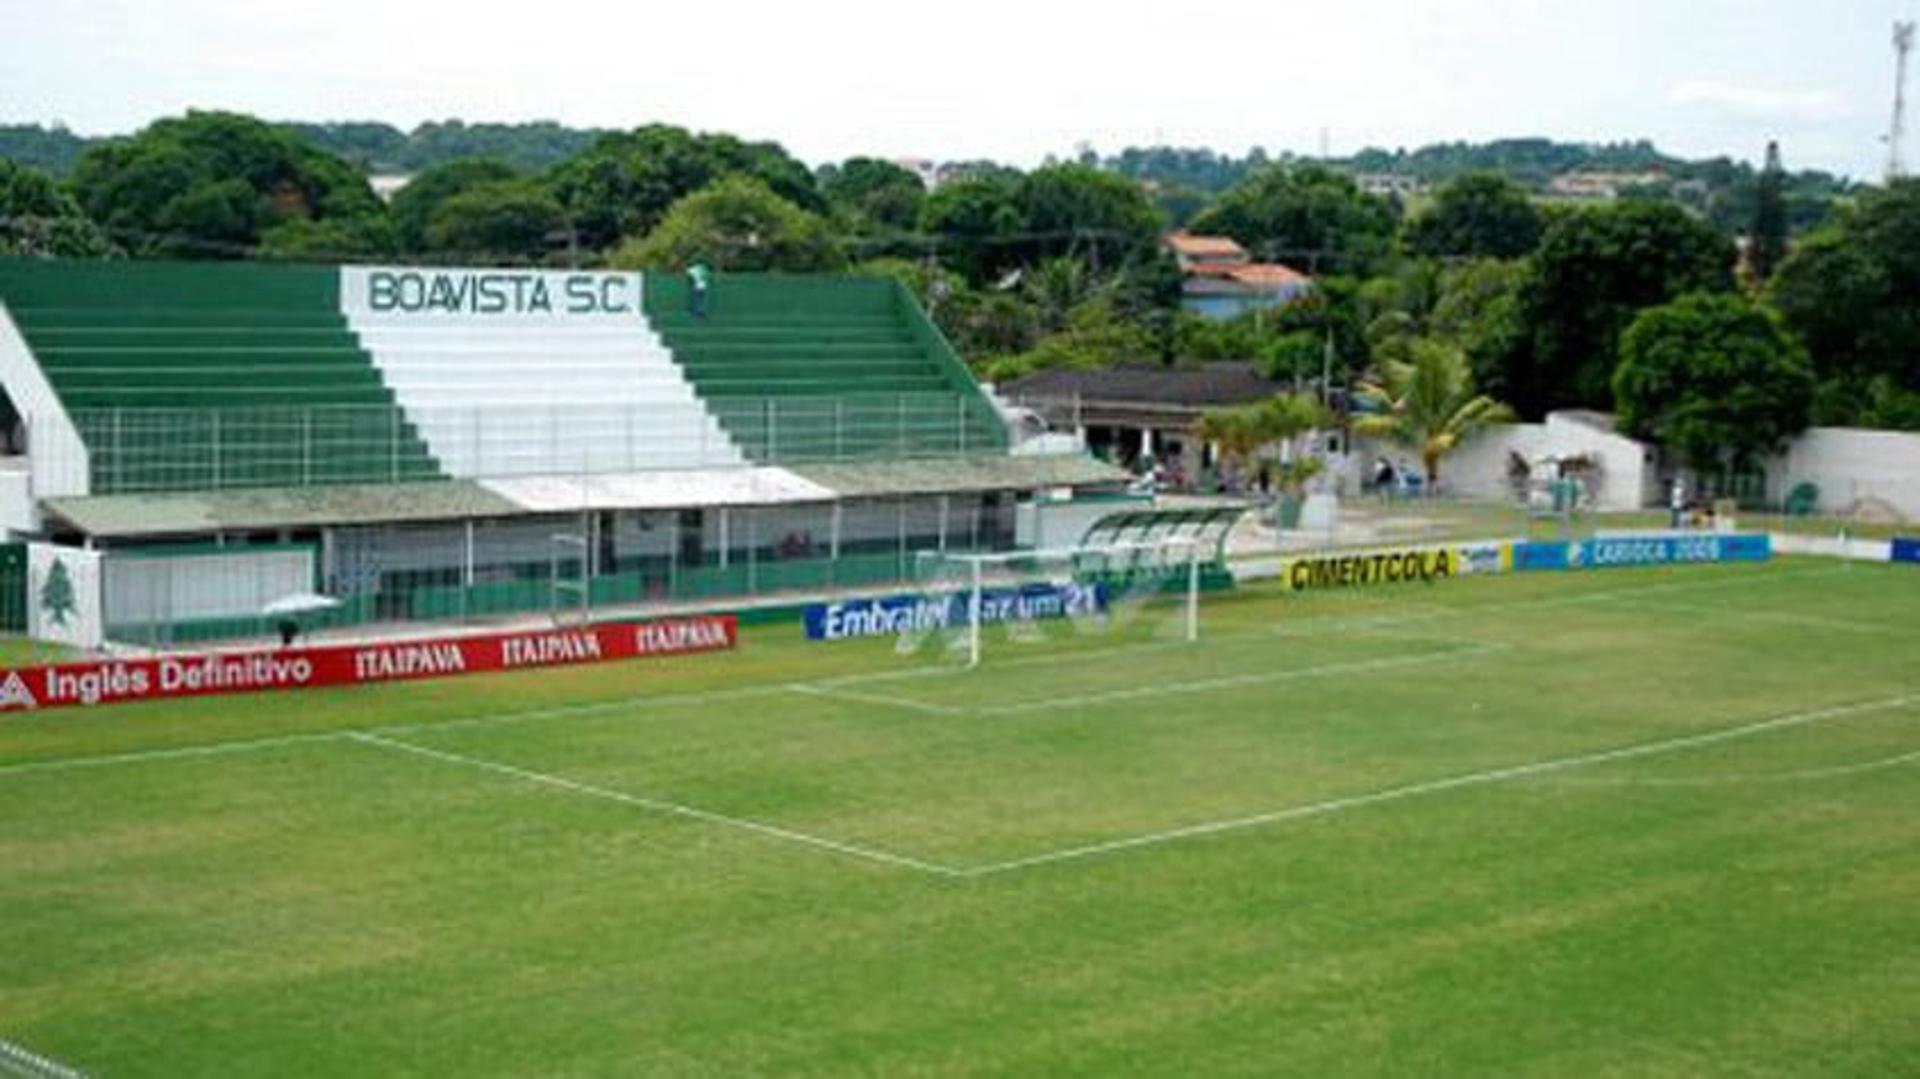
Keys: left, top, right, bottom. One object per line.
{"left": 900, "top": 538, "right": 1202, "bottom": 669}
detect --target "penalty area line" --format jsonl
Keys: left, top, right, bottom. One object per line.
{"left": 344, "top": 731, "right": 966, "bottom": 878}
{"left": 956, "top": 690, "right": 1920, "bottom": 877}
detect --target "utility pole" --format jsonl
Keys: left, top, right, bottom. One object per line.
{"left": 1893, "top": 21, "right": 1915, "bottom": 181}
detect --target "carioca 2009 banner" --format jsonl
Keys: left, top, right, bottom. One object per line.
{"left": 0, "top": 615, "right": 736, "bottom": 713}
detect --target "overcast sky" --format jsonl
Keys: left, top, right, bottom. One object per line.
{"left": 3, "top": 0, "right": 1914, "bottom": 180}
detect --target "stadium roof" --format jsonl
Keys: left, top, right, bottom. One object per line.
{"left": 1002, "top": 363, "right": 1284, "bottom": 409}
{"left": 44, "top": 455, "right": 1129, "bottom": 538}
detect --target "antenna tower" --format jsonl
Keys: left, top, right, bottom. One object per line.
{"left": 1893, "top": 20, "right": 1916, "bottom": 179}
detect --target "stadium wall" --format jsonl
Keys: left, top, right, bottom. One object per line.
{"left": 0, "top": 301, "right": 88, "bottom": 502}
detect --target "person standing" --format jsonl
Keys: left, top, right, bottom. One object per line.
{"left": 687, "top": 260, "right": 713, "bottom": 319}
{"left": 1669, "top": 475, "right": 1686, "bottom": 529}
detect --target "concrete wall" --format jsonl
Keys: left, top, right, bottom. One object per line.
{"left": 0, "top": 302, "right": 89, "bottom": 498}
{"left": 1342, "top": 412, "right": 1656, "bottom": 512}
{"left": 1766, "top": 427, "right": 1920, "bottom": 519}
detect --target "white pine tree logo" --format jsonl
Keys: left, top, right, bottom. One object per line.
{"left": 40, "top": 559, "right": 75, "bottom": 627}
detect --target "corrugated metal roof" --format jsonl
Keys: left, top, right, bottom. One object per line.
{"left": 788, "top": 454, "right": 1129, "bottom": 497}
{"left": 44, "top": 454, "right": 1128, "bottom": 538}
{"left": 44, "top": 480, "right": 524, "bottom": 538}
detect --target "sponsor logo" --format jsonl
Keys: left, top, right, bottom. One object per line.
{"left": 0, "top": 671, "right": 38, "bottom": 710}
{"left": 364, "top": 270, "right": 634, "bottom": 316}
{"left": 502, "top": 631, "right": 605, "bottom": 668}
{"left": 355, "top": 642, "right": 469, "bottom": 682}
{"left": 635, "top": 618, "right": 734, "bottom": 655}
{"left": 805, "top": 584, "right": 1107, "bottom": 641}
{"left": 1283, "top": 548, "right": 1456, "bottom": 591}
{"left": 1572, "top": 534, "right": 1772, "bottom": 569}
{"left": 1894, "top": 538, "right": 1920, "bottom": 564}
{"left": 40, "top": 558, "right": 76, "bottom": 627}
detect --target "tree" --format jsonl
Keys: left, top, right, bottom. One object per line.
{"left": 1428, "top": 258, "right": 1529, "bottom": 400}
{"left": 389, "top": 157, "right": 519, "bottom": 252}
{"left": 67, "top": 111, "right": 386, "bottom": 258}
{"left": 0, "top": 158, "right": 111, "bottom": 256}
{"left": 1194, "top": 393, "right": 1327, "bottom": 490}
{"left": 1613, "top": 293, "right": 1813, "bottom": 471}
{"left": 1513, "top": 200, "right": 1735, "bottom": 417}
{"left": 1749, "top": 142, "right": 1788, "bottom": 283}
{"left": 819, "top": 157, "right": 925, "bottom": 233}
{"left": 1023, "top": 256, "right": 1105, "bottom": 333}
{"left": 1189, "top": 165, "right": 1397, "bottom": 275}
{"left": 1011, "top": 163, "right": 1162, "bottom": 271}
{"left": 546, "top": 125, "right": 821, "bottom": 250}
{"left": 1404, "top": 172, "right": 1543, "bottom": 259}
{"left": 1769, "top": 180, "right": 1920, "bottom": 426}
{"left": 1352, "top": 339, "right": 1515, "bottom": 486}
{"left": 918, "top": 176, "right": 1023, "bottom": 284}
{"left": 607, "top": 175, "right": 837, "bottom": 272}
{"left": 424, "top": 180, "right": 565, "bottom": 262}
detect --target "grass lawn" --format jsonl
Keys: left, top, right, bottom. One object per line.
{"left": 2, "top": 558, "right": 1917, "bottom": 1075}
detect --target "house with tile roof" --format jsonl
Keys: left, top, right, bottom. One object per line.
{"left": 1162, "top": 231, "right": 1314, "bottom": 321}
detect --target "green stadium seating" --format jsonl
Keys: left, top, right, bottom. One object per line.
{"left": 0, "top": 259, "right": 441, "bottom": 493}
{"left": 645, "top": 274, "right": 1005, "bottom": 463}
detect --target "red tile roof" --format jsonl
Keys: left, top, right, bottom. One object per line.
{"left": 1163, "top": 231, "right": 1247, "bottom": 259}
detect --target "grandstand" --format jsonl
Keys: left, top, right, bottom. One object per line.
{"left": 0, "top": 258, "right": 1126, "bottom": 645}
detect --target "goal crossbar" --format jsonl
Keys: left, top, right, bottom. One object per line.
{"left": 915, "top": 538, "right": 1205, "bottom": 669}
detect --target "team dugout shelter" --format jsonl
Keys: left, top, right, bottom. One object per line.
{"left": 0, "top": 258, "right": 1135, "bottom": 647}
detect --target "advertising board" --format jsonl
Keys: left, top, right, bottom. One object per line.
{"left": 0, "top": 615, "right": 736, "bottom": 713}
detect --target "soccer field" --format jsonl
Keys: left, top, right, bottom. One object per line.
{"left": 2, "top": 558, "right": 1917, "bottom": 1075}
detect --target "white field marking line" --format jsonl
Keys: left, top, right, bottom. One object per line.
{"left": 1534, "top": 747, "right": 1920, "bottom": 787}
{"left": 974, "top": 642, "right": 1508, "bottom": 718}
{"left": 0, "top": 561, "right": 1855, "bottom": 778}
{"left": 0, "top": 731, "right": 344, "bottom": 777}
{"left": 783, "top": 682, "right": 964, "bottom": 716}
{"left": 345, "top": 731, "right": 965, "bottom": 877}
{"left": 1603, "top": 597, "right": 1902, "bottom": 636}
{"left": 0, "top": 1038, "right": 86, "bottom": 1079}
{"left": 955, "top": 691, "right": 1920, "bottom": 877}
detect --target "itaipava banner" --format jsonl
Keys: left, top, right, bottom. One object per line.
{"left": 0, "top": 615, "right": 735, "bottom": 713}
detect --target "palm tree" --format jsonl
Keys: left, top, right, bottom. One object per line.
{"left": 1351, "top": 339, "right": 1514, "bottom": 489}
{"left": 1195, "top": 393, "right": 1329, "bottom": 491}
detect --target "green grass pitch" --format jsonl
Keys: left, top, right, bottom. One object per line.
{"left": 2, "top": 558, "right": 1917, "bottom": 1075}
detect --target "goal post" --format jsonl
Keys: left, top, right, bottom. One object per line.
{"left": 910, "top": 536, "right": 1204, "bottom": 669}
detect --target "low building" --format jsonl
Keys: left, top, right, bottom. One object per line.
{"left": 1162, "top": 232, "right": 1313, "bottom": 321}
{"left": 1000, "top": 362, "right": 1291, "bottom": 485}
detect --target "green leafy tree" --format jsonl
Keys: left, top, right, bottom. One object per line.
{"left": 389, "top": 157, "right": 519, "bottom": 251}
{"left": 0, "top": 158, "right": 111, "bottom": 256}
{"left": 1749, "top": 142, "right": 1788, "bottom": 283}
{"left": 424, "top": 180, "right": 565, "bottom": 261}
{"left": 1613, "top": 293, "right": 1813, "bottom": 471}
{"left": 819, "top": 157, "right": 925, "bottom": 233}
{"left": 918, "top": 176, "right": 1024, "bottom": 284}
{"left": 1189, "top": 165, "right": 1397, "bottom": 275}
{"left": 607, "top": 175, "right": 837, "bottom": 272}
{"left": 1194, "top": 393, "right": 1327, "bottom": 490}
{"left": 1011, "top": 163, "right": 1162, "bottom": 271}
{"left": 67, "top": 111, "right": 386, "bottom": 258}
{"left": 1769, "top": 180, "right": 1920, "bottom": 426}
{"left": 1404, "top": 172, "right": 1543, "bottom": 259}
{"left": 547, "top": 125, "right": 821, "bottom": 250}
{"left": 981, "top": 300, "right": 1150, "bottom": 382}
{"left": 1514, "top": 200, "right": 1735, "bottom": 417}
{"left": 1352, "top": 339, "right": 1515, "bottom": 486}
{"left": 1428, "top": 258, "right": 1530, "bottom": 400}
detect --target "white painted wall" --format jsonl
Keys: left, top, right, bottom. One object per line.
{"left": 1342, "top": 412, "right": 1655, "bottom": 512}
{"left": 0, "top": 302, "right": 89, "bottom": 498}
{"left": 1766, "top": 427, "right": 1920, "bottom": 519}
